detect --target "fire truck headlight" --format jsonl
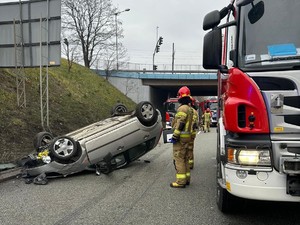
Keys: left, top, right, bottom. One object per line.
{"left": 227, "top": 148, "right": 271, "bottom": 166}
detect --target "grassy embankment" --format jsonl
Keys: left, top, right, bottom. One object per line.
{"left": 0, "top": 59, "right": 136, "bottom": 163}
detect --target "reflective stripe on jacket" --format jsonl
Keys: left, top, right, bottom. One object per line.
{"left": 172, "top": 104, "right": 193, "bottom": 139}
{"left": 203, "top": 112, "right": 211, "bottom": 122}
{"left": 192, "top": 108, "right": 199, "bottom": 135}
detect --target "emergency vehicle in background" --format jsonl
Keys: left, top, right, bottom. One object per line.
{"left": 199, "top": 97, "right": 218, "bottom": 127}
{"left": 163, "top": 97, "right": 200, "bottom": 128}
{"left": 163, "top": 98, "right": 180, "bottom": 128}
{"left": 202, "top": 0, "right": 300, "bottom": 212}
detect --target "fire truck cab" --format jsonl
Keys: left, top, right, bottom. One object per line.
{"left": 163, "top": 97, "right": 200, "bottom": 128}
{"left": 203, "top": 0, "right": 300, "bottom": 212}
{"left": 163, "top": 98, "right": 180, "bottom": 128}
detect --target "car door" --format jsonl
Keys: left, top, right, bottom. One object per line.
{"left": 84, "top": 128, "right": 125, "bottom": 165}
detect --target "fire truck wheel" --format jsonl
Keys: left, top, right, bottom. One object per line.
{"left": 216, "top": 182, "right": 232, "bottom": 213}
{"left": 216, "top": 162, "right": 245, "bottom": 213}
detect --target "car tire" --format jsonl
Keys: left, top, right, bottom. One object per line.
{"left": 33, "top": 132, "right": 54, "bottom": 150}
{"left": 135, "top": 101, "right": 158, "bottom": 126}
{"left": 49, "top": 136, "right": 78, "bottom": 161}
{"left": 111, "top": 103, "right": 128, "bottom": 115}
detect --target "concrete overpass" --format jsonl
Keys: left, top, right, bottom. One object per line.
{"left": 95, "top": 70, "right": 218, "bottom": 116}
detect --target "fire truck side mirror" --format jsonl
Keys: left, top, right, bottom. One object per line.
{"left": 248, "top": 1, "right": 265, "bottom": 24}
{"left": 236, "top": 0, "right": 254, "bottom": 7}
{"left": 203, "top": 28, "right": 222, "bottom": 69}
{"left": 219, "top": 65, "right": 228, "bottom": 74}
{"left": 203, "top": 10, "right": 220, "bottom": 31}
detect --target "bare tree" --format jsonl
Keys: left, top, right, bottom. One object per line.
{"left": 100, "top": 42, "right": 129, "bottom": 79}
{"left": 62, "top": 0, "right": 125, "bottom": 69}
{"left": 113, "top": 42, "right": 129, "bottom": 69}
{"left": 103, "top": 50, "right": 115, "bottom": 79}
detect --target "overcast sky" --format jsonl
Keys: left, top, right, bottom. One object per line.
{"left": 113, "top": 0, "right": 225, "bottom": 66}
{"left": 0, "top": 0, "right": 226, "bottom": 67}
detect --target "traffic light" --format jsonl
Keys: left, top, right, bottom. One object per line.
{"left": 156, "top": 45, "right": 160, "bottom": 53}
{"left": 63, "top": 38, "right": 69, "bottom": 46}
{"left": 153, "top": 65, "right": 157, "bottom": 70}
{"left": 158, "top": 36, "right": 163, "bottom": 45}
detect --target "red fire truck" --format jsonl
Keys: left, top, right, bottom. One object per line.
{"left": 203, "top": 0, "right": 300, "bottom": 212}
{"left": 163, "top": 97, "right": 200, "bottom": 128}
{"left": 199, "top": 98, "right": 218, "bottom": 127}
{"left": 163, "top": 98, "right": 180, "bottom": 128}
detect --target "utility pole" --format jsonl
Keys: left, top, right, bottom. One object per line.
{"left": 114, "top": 8, "right": 130, "bottom": 70}
{"left": 172, "top": 43, "right": 175, "bottom": 73}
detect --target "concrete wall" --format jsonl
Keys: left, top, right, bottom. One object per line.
{"left": 107, "top": 76, "right": 176, "bottom": 123}
{"left": 107, "top": 76, "right": 150, "bottom": 103}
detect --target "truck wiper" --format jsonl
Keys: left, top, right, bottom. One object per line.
{"left": 245, "top": 55, "right": 300, "bottom": 65}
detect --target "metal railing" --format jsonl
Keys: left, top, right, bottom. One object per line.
{"left": 97, "top": 60, "right": 208, "bottom": 71}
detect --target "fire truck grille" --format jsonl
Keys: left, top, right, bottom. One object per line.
{"left": 284, "top": 96, "right": 300, "bottom": 108}
{"left": 283, "top": 161, "right": 300, "bottom": 174}
{"left": 284, "top": 96, "right": 300, "bottom": 126}
{"left": 284, "top": 115, "right": 300, "bottom": 126}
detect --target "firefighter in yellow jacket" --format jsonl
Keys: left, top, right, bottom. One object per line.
{"left": 170, "top": 86, "right": 193, "bottom": 188}
{"left": 202, "top": 108, "right": 211, "bottom": 133}
{"left": 187, "top": 97, "right": 199, "bottom": 170}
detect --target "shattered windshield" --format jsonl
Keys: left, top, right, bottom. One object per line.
{"left": 238, "top": 0, "right": 300, "bottom": 70}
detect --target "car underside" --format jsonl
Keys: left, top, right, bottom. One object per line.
{"left": 18, "top": 101, "right": 163, "bottom": 184}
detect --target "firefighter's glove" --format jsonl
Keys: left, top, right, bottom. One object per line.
{"left": 169, "top": 135, "right": 178, "bottom": 144}
{"left": 169, "top": 138, "right": 177, "bottom": 144}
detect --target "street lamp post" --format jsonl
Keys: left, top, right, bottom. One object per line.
{"left": 63, "top": 38, "right": 71, "bottom": 72}
{"left": 114, "top": 8, "right": 130, "bottom": 70}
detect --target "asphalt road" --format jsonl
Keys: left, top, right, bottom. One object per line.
{"left": 0, "top": 128, "right": 299, "bottom": 225}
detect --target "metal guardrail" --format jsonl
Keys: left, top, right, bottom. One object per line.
{"left": 95, "top": 61, "right": 212, "bottom": 71}
{"left": 94, "top": 69, "right": 218, "bottom": 80}
{"left": 115, "top": 69, "right": 218, "bottom": 74}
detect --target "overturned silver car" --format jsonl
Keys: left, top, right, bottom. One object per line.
{"left": 21, "top": 101, "right": 162, "bottom": 180}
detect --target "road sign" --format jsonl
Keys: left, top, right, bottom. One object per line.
{"left": 0, "top": 0, "right": 61, "bottom": 68}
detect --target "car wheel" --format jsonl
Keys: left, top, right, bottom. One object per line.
{"left": 49, "top": 136, "right": 77, "bottom": 161}
{"left": 111, "top": 103, "right": 128, "bottom": 115}
{"left": 33, "top": 132, "right": 54, "bottom": 150}
{"left": 135, "top": 101, "right": 158, "bottom": 126}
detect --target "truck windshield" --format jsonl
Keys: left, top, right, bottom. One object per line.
{"left": 238, "top": 0, "right": 300, "bottom": 71}
{"left": 209, "top": 102, "right": 218, "bottom": 111}
{"left": 165, "top": 102, "right": 180, "bottom": 113}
